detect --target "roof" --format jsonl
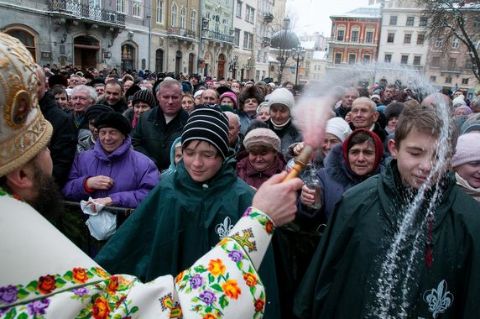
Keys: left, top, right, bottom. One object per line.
{"left": 331, "top": 4, "right": 381, "bottom": 19}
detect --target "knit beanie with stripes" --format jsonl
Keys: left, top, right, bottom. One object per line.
{"left": 181, "top": 106, "right": 230, "bottom": 159}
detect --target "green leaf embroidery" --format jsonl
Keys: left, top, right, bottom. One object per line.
{"left": 17, "top": 313, "right": 28, "bottom": 319}
{"left": 16, "top": 288, "right": 29, "bottom": 299}
{"left": 63, "top": 271, "right": 73, "bottom": 281}
{"left": 56, "top": 277, "right": 67, "bottom": 288}
{"left": 130, "top": 306, "right": 139, "bottom": 313}
{"left": 194, "top": 265, "right": 207, "bottom": 273}
{"left": 25, "top": 281, "right": 38, "bottom": 292}
{"left": 4, "top": 307, "right": 17, "bottom": 319}
{"left": 211, "top": 284, "right": 223, "bottom": 292}
{"left": 208, "top": 273, "right": 214, "bottom": 284}
{"left": 219, "top": 295, "right": 229, "bottom": 309}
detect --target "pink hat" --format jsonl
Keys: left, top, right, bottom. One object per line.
{"left": 219, "top": 91, "right": 238, "bottom": 109}
{"left": 451, "top": 132, "right": 480, "bottom": 167}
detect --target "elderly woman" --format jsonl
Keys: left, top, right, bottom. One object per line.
{"left": 237, "top": 128, "right": 286, "bottom": 189}
{"left": 451, "top": 132, "right": 480, "bottom": 202}
{"left": 238, "top": 86, "right": 264, "bottom": 135}
{"left": 63, "top": 112, "right": 160, "bottom": 208}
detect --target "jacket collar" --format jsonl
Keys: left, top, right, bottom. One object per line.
{"left": 93, "top": 136, "right": 132, "bottom": 161}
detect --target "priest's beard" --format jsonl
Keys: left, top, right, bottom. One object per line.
{"left": 30, "top": 164, "right": 64, "bottom": 226}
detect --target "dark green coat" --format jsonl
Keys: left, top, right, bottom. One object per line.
{"left": 96, "top": 159, "right": 280, "bottom": 318}
{"left": 294, "top": 160, "right": 480, "bottom": 318}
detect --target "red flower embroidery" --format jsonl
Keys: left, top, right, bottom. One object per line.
{"left": 92, "top": 296, "right": 111, "bottom": 319}
{"left": 254, "top": 298, "right": 265, "bottom": 312}
{"left": 107, "top": 276, "right": 119, "bottom": 294}
{"left": 265, "top": 220, "right": 274, "bottom": 234}
{"left": 37, "top": 275, "right": 56, "bottom": 294}
{"left": 243, "top": 273, "right": 258, "bottom": 287}
{"left": 72, "top": 267, "right": 88, "bottom": 283}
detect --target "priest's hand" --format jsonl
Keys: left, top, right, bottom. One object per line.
{"left": 252, "top": 171, "right": 303, "bottom": 226}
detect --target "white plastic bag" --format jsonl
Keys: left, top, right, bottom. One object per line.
{"left": 80, "top": 197, "right": 117, "bottom": 241}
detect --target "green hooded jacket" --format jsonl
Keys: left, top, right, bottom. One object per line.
{"left": 96, "top": 158, "right": 280, "bottom": 318}
{"left": 294, "top": 160, "right": 480, "bottom": 318}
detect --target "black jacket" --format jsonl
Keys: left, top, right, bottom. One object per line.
{"left": 39, "top": 92, "right": 77, "bottom": 187}
{"left": 132, "top": 107, "right": 189, "bottom": 171}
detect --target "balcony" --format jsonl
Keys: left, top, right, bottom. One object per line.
{"left": 262, "top": 36, "right": 271, "bottom": 47}
{"left": 167, "top": 27, "right": 197, "bottom": 40}
{"left": 204, "top": 30, "right": 234, "bottom": 44}
{"left": 48, "top": 0, "right": 125, "bottom": 26}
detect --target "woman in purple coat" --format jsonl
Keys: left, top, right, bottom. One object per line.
{"left": 63, "top": 112, "right": 160, "bottom": 208}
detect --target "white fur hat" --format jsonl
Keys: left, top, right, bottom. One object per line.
{"left": 325, "top": 117, "right": 352, "bottom": 142}
{"left": 265, "top": 88, "right": 295, "bottom": 109}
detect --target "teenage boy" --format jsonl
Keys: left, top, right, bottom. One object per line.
{"left": 294, "top": 104, "right": 480, "bottom": 318}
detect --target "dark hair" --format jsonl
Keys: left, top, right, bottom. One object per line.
{"left": 347, "top": 130, "right": 375, "bottom": 151}
{"left": 182, "top": 140, "right": 221, "bottom": 158}
{"left": 384, "top": 102, "right": 405, "bottom": 121}
{"left": 51, "top": 85, "right": 68, "bottom": 99}
{"left": 105, "top": 79, "right": 123, "bottom": 91}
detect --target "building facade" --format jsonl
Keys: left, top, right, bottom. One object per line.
{"left": 253, "top": 0, "right": 274, "bottom": 82}
{"left": 327, "top": 6, "right": 381, "bottom": 70}
{"left": 231, "top": 0, "right": 256, "bottom": 81}
{"left": 199, "top": 0, "right": 234, "bottom": 78}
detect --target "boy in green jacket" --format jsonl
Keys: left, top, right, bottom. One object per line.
{"left": 294, "top": 101, "right": 480, "bottom": 318}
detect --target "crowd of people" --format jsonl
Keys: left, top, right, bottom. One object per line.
{"left": 2, "top": 30, "right": 480, "bottom": 318}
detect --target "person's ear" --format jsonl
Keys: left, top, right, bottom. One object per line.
{"left": 387, "top": 138, "right": 398, "bottom": 158}
{"left": 5, "top": 165, "right": 35, "bottom": 191}
{"left": 372, "top": 111, "right": 379, "bottom": 122}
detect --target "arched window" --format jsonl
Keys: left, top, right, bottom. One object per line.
{"left": 171, "top": 3, "right": 177, "bottom": 27}
{"left": 191, "top": 10, "right": 197, "bottom": 32}
{"left": 180, "top": 6, "right": 186, "bottom": 29}
{"left": 5, "top": 27, "right": 36, "bottom": 61}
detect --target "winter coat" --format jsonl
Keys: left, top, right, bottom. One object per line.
{"left": 294, "top": 160, "right": 480, "bottom": 318}
{"left": 299, "top": 144, "right": 381, "bottom": 222}
{"left": 236, "top": 152, "right": 286, "bottom": 189}
{"left": 95, "top": 158, "right": 281, "bottom": 319}
{"left": 39, "top": 92, "right": 77, "bottom": 188}
{"left": 62, "top": 137, "right": 160, "bottom": 208}
{"left": 238, "top": 111, "right": 256, "bottom": 135}
{"left": 267, "top": 119, "right": 302, "bottom": 158}
{"left": 162, "top": 136, "right": 182, "bottom": 176}
{"left": 98, "top": 97, "right": 128, "bottom": 113}
{"left": 132, "top": 107, "right": 189, "bottom": 171}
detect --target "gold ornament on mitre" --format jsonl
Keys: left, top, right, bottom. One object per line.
{"left": 0, "top": 32, "right": 53, "bottom": 177}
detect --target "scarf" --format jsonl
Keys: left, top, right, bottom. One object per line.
{"left": 271, "top": 117, "right": 291, "bottom": 130}
{"left": 455, "top": 172, "right": 480, "bottom": 202}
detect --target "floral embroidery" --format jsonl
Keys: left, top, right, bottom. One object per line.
{"left": 221, "top": 279, "right": 241, "bottom": 300}
{"left": 208, "top": 259, "right": 226, "bottom": 277}
{"left": 189, "top": 274, "right": 204, "bottom": 289}
{"left": 0, "top": 285, "right": 18, "bottom": 304}
{"left": 227, "top": 250, "right": 243, "bottom": 263}
{"left": 245, "top": 209, "right": 275, "bottom": 235}
{"left": 92, "top": 296, "right": 110, "bottom": 319}
{"left": 243, "top": 273, "right": 258, "bottom": 287}
{"left": 27, "top": 298, "right": 50, "bottom": 316}
{"left": 37, "top": 275, "right": 56, "bottom": 295}
{"left": 72, "top": 267, "right": 89, "bottom": 284}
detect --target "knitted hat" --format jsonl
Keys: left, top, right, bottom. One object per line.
{"left": 0, "top": 32, "right": 53, "bottom": 177}
{"left": 181, "top": 107, "right": 229, "bottom": 158}
{"left": 266, "top": 88, "right": 295, "bottom": 109}
{"left": 243, "top": 128, "right": 281, "bottom": 152}
{"left": 132, "top": 89, "right": 156, "bottom": 107}
{"left": 85, "top": 104, "right": 114, "bottom": 122}
{"left": 95, "top": 112, "right": 132, "bottom": 136}
{"left": 454, "top": 105, "right": 473, "bottom": 116}
{"left": 451, "top": 132, "right": 480, "bottom": 167}
{"left": 219, "top": 91, "right": 238, "bottom": 109}
{"left": 326, "top": 117, "right": 352, "bottom": 142}
{"left": 125, "top": 84, "right": 141, "bottom": 99}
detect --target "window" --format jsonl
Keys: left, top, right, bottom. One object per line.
{"left": 234, "top": 28, "right": 240, "bottom": 46}
{"left": 417, "top": 33, "right": 425, "bottom": 45}
{"left": 389, "top": 15, "right": 397, "bottom": 26}
{"left": 351, "top": 29, "right": 359, "bottom": 42}
{"left": 117, "top": 0, "right": 126, "bottom": 13}
{"left": 387, "top": 32, "right": 395, "bottom": 43}
{"left": 5, "top": 28, "right": 36, "bottom": 61}
{"left": 384, "top": 53, "right": 392, "bottom": 63}
{"left": 365, "top": 31, "right": 374, "bottom": 43}
{"left": 171, "top": 3, "right": 177, "bottom": 27}
{"left": 462, "top": 78, "right": 469, "bottom": 85}
{"left": 406, "top": 16, "right": 414, "bottom": 26}
{"left": 445, "top": 76, "right": 452, "bottom": 84}
{"left": 243, "top": 32, "right": 253, "bottom": 49}
{"left": 431, "top": 56, "right": 440, "bottom": 66}
{"left": 435, "top": 37, "right": 443, "bottom": 48}
{"left": 400, "top": 54, "right": 408, "bottom": 64}
{"left": 430, "top": 75, "right": 436, "bottom": 82}
{"left": 348, "top": 54, "right": 356, "bottom": 64}
{"left": 448, "top": 57, "right": 456, "bottom": 69}
{"left": 180, "top": 6, "right": 186, "bottom": 29}
{"left": 132, "top": 0, "right": 142, "bottom": 17}
{"left": 337, "top": 29, "right": 345, "bottom": 41}
{"left": 452, "top": 38, "right": 460, "bottom": 49}
{"left": 419, "top": 17, "right": 428, "bottom": 27}
{"left": 191, "top": 10, "right": 196, "bottom": 31}
{"left": 404, "top": 33, "right": 411, "bottom": 44}
{"left": 156, "top": 0, "right": 163, "bottom": 23}
{"left": 334, "top": 53, "right": 342, "bottom": 64}
{"left": 246, "top": 5, "right": 255, "bottom": 23}
{"left": 363, "top": 55, "right": 371, "bottom": 63}
{"left": 413, "top": 55, "right": 421, "bottom": 65}
{"left": 236, "top": 0, "right": 242, "bottom": 18}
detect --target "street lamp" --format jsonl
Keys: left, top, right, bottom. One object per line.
{"left": 270, "top": 17, "right": 300, "bottom": 85}
{"left": 292, "top": 46, "right": 305, "bottom": 86}
{"left": 229, "top": 55, "right": 238, "bottom": 79}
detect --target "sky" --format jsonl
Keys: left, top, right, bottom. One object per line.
{"left": 285, "top": 0, "right": 369, "bottom": 36}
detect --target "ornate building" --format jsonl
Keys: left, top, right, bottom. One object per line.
{"left": 231, "top": 0, "right": 256, "bottom": 81}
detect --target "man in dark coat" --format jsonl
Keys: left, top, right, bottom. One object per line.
{"left": 335, "top": 87, "right": 359, "bottom": 119}
{"left": 97, "top": 79, "right": 128, "bottom": 113}
{"left": 132, "top": 77, "right": 189, "bottom": 171}
{"left": 36, "top": 66, "right": 77, "bottom": 188}
{"left": 294, "top": 104, "right": 480, "bottom": 318}
{"left": 349, "top": 96, "right": 387, "bottom": 143}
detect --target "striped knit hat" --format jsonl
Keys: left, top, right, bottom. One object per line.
{"left": 181, "top": 106, "right": 230, "bottom": 158}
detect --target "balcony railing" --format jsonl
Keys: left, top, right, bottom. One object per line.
{"left": 167, "top": 27, "right": 197, "bottom": 39}
{"left": 204, "top": 30, "right": 234, "bottom": 43}
{"left": 48, "top": 0, "right": 125, "bottom": 26}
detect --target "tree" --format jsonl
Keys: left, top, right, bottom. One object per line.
{"left": 419, "top": 0, "right": 480, "bottom": 81}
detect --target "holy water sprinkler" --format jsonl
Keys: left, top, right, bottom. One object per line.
{"left": 283, "top": 96, "right": 333, "bottom": 182}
